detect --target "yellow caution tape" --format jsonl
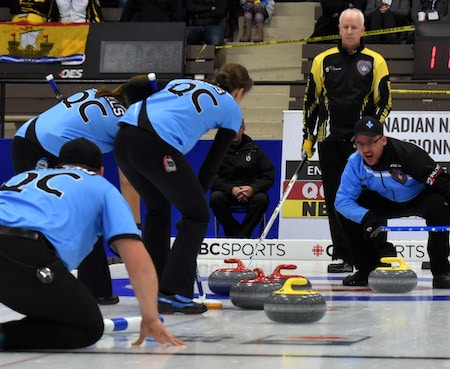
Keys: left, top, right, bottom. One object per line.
{"left": 392, "top": 89, "right": 450, "bottom": 95}
{"left": 214, "top": 24, "right": 416, "bottom": 50}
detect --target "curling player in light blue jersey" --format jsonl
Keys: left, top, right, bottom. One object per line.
{"left": 12, "top": 76, "right": 161, "bottom": 172}
{"left": 114, "top": 63, "right": 253, "bottom": 314}
{"left": 0, "top": 138, "right": 185, "bottom": 350}
{"left": 10, "top": 75, "right": 163, "bottom": 305}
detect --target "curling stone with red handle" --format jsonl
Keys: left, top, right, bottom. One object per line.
{"left": 268, "top": 264, "right": 312, "bottom": 287}
{"left": 230, "top": 268, "right": 282, "bottom": 310}
{"left": 208, "top": 258, "right": 257, "bottom": 296}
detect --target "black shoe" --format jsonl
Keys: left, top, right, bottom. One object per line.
{"left": 343, "top": 270, "right": 371, "bottom": 286}
{"left": 158, "top": 293, "right": 207, "bottom": 314}
{"left": 433, "top": 273, "right": 450, "bottom": 289}
{"left": 97, "top": 294, "right": 120, "bottom": 305}
{"left": 328, "top": 261, "right": 353, "bottom": 273}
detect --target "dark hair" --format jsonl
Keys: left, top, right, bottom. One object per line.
{"left": 95, "top": 74, "right": 151, "bottom": 107}
{"left": 208, "top": 63, "right": 253, "bottom": 95}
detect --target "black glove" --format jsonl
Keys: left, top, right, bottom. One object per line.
{"left": 362, "top": 211, "right": 385, "bottom": 240}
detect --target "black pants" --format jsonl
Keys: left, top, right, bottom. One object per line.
{"left": 339, "top": 189, "right": 450, "bottom": 276}
{"left": 365, "top": 10, "right": 409, "bottom": 44}
{"left": 11, "top": 136, "right": 113, "bottom": 299}
{"left": 0, "top": 234, "right": 103, "bottom": 350}
{"left": 318, "top": 140, "right": 357, "bottom": 263}
{"left": 210, "top": 190, "right": 268, "bottom": 238}
{"left": 113, "top": 125, "right": 210, "bottom": 298}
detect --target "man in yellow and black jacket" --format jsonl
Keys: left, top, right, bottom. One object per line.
{"left": 302, "top": 7, "right": 392, "bottom": 273}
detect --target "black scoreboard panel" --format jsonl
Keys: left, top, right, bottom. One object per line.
{"left": 413, "top": 23, "right": 450, "bottom": 80}
{"left": 0, "top": 22, "right": 186, "bottom": 80}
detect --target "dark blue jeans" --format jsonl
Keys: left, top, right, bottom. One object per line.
{"left": 187, "top": 25, "right": 225, "bottom": 46}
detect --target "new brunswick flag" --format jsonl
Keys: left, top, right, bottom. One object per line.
{"left": 0, "top": 22, "right": 89, "bottom": 64}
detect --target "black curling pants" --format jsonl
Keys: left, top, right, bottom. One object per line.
{"left": 339, "top": 189, "right": 450, "bottom": 277}
{"left": 0, "top": 234, "right": 103, "bottom": 350}
{"left": 210, "top": 190, "right": 269, "bottom": 238}
{"left": 318, "top": 140, "right": 357, "bottom": 264}
{"left": 114, "top": 125, "right": 210, "bottom": 298}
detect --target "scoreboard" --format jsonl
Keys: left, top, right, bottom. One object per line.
{"left": 414, "top": 23, "right": 450, "bottom": 80}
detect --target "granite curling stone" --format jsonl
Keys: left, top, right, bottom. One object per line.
{"left": 264, "top": 277, "right": 326, "bottom": 323}
{"left": 230, "top": 264, "right": 313, "bottom": 310}
{"left": 230, "top": 268, "right": 283, "bottom": 310}
{"left": 268, "top": 263, "right": 312, "bottom": 288}
{"left": 368, "top": 257, "right": 418, "bottom": 293}
{"left": 208, "top": 258, "right": 258, "bottom": 296}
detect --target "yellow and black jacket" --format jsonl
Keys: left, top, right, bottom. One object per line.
{"left": 303, "top": 41, "right": 392, "bottom": 142}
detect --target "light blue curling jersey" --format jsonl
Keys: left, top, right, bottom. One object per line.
{"left": 0, "top": 167, "right": 140, "bottom": 271}
{"left": 15, "top": 89, "right": 126, "bottom": 155}
{"left": 119, "top": 79, "right": 243, "bottom": 154}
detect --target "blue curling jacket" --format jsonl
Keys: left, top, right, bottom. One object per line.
{"left": 0, "top": 167, "right": 141, "bottom": 271}
{"left": 335, "top": 137, "right": 450, "bottom": 224}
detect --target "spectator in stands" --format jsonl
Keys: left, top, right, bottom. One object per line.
{"left": 364, "top": 0, "right": 412, "bottom": 44}
{"left": 210, "top": 119, "right": 275, "bottom": 238}
{"left": 309, "top": 0, "right": 367, "bottom": 43}
{"left": 224, "top": 0, "right": 241, "bottom": 41}
{"left": 53, "top": 0, "right": 103, "bottom": 21}
{"left": 120, "top": 0, "right": 185, "bottom": 22}
{"left": 411, "top": 0, "right": 450, "bottom": 24}
{"left": 9, "top": 0, "right": 58, "bottom": 22}
{"left": 186, "top": 0, "right": 228, "bottom": 46}
{"left": 9, "top": 0, "right": 103, "bottom": 23}
{"left": 302, "top": 8, "right": 392, "bottom": 276}
{"left": 239, "top": 0, "right": 275, "bottom": 43}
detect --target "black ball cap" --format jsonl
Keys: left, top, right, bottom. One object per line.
{"left": 58, "top": 138, "right": 102, "bottom": 169}
{"left": 352, "top": 116, "right": 384, "bottom": 141}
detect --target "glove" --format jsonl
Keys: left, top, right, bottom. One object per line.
{"left": 362, "top": 211, "right": 384, "bottom": 240}
{"left": 302, "top": 138, "right": 315, "bottom": 159}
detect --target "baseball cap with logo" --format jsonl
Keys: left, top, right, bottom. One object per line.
{"left": 351, "top": 116, "right": 383, "bottom": 141}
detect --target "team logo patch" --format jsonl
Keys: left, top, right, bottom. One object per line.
{"left": 356, "top": 60, "right": 372, "bottom": 76}
{"left": 390, "top": 168, "right": 407, "bottom": 184}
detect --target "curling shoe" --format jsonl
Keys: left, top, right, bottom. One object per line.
{"left": 158, "top": 293, "right": 207, "bottom": 314}
{"left": 328, "top": 261, "right": 353, "bottom": 273}
{"left": 96, "top": 294, "right": 120, "bottom": 305}
{"left": 432, "top": 272, "right": 450, "bottom": 289}
{"left": 342, "top": 270, "right": 371, "bottom": 286}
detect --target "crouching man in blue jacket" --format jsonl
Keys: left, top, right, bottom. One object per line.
{"left": 335, "top": 116, "right": 450, "bottom": 288}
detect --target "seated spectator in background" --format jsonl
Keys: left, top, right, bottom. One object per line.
{"left": 224, "top": 0, "right": 241, "bottom": 41}
{"left": 364, "top": 0, "right": 412, "bottom": 44}
{"left": 54, "top": 0, "right": 103, "bottom": 21}
{"left": 186, "top": 0, "right": 228, "bottom": 46}
{"left": 210, "top": 120, "right": 275, "bottom": 238}
{"left": 239, "top": 0, "right": 275, "bottom": 43}
{"left": 411, "top": 0, "right": 450, "bottom": 24}
{"left": 9, "top": 0, "right": 58, "bottom": 23}
{"left": 309, "top": 0, "right": 367, "bottom": 43}
{"left": 120, "top": 0, "right": 185, "bottom": 21}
